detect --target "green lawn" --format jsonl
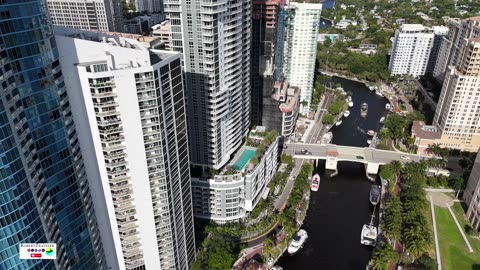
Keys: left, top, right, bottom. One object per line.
{"left": 435, "top": 203, "right": 480, "bottom": 270}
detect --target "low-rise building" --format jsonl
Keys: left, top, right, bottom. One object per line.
{"left": 464, "top": 151, "right": 480, "bottom": 230}
{"left": 152, "top": 20, "right": 172, "bottom": 50}
{"left": 191, "top": 127, "right": 279, "bottom": 224}
{"left": 411, "top": 121, "right": 442, "bottom": 155}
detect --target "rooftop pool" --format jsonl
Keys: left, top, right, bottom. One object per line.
{"left": 232, "top": 149, "right": 256, "bottom": 170}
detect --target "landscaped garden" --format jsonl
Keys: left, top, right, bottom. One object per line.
{"left": 435, "top": 203, "right": 480, "bottom": 270}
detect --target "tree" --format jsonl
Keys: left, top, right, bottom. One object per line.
{"left": 322, "top": 114, "right": 335, "bottom": 125}
{"left": 370, "top": 244, "right": 399, "bottom": 270}
{"left": 384, "top": 114, "right": 408, "bottom": 140}
{"left": 449, "top": 177, "right": 464, "bottom": 198}
{"left": 384, "top": 195, "right": 402, "bottom": 245}
{"left": 262, "top": 238, "right": 274, "bottom": 258}
{"left": 415, "top": 253, "right": 436, "bottom": 270}
{"left": 378, "top": 128, "right": 391, "bottom": 141}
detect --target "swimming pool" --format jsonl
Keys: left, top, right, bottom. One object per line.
{"left": 232, "top": 149, "right": 256, "bottom": 170}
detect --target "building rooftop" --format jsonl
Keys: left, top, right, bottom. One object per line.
{"left": 411, "top": 121, "right": 442, "bottom": 140}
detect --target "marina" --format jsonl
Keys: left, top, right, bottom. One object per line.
{"left": 277, "top": 76, "right": 387, "bottom": 269}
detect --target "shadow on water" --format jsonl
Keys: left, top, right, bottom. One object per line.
{"left": 277, "top": 76, "right": 385, "bottom": 269}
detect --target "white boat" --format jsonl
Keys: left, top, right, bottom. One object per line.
{"left": 288, "top": 229, "right": 308, "bottom": 255}
{"left": 348, "top": 101, "right": 354, "bottom": 107}
{"left": 311, "top": 174, "right": 320, "bottom": 192}
{"left": 386, "top": 103, "right": 391, "bottom": 110}
{"left": 343, "top": 110, "right": 350, "bottom": 117}
{"left": 347, "top": 96, "right": 352, "bottom": 102}
{"left": 320, "top": 132, "right": 333, "bottom": 144}
{"left": 367, "top": 139, "right": 372, "bottom": 145}
{"left": 272, "top": 267, "right": 283, "bottom": 270}
{"left": 361, "top": 102, "right": 368, "bottom": 112}
{"left": 375, "top": 90, "right": 383, "bottom": 97}
{"left": 361, "top": 224, "right": 377, "bottom": 246}
{"left": 379, "top": 116, "right": 385, "bottom": 124}
{"left": 368, "top": 86, "right": 375, "bottom": 91}
{"left": 335, "top": 120, "right": 342, "bottom": 126}
{"left": 370, "top": 185, "right": 381, "bottom": 206}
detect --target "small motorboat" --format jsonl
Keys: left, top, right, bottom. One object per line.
{"left": 379, "top": 116, "right": 385, "bottom": 124}
{"left": 347, "top": 96, "right": 352, "bottom": 102}
{"left": 375, "top": 90, "right": 384, "bottom": 97}
{"left": 343, "top": 110, "right": 350, "bottom": 117}
{"left": 335, "top": 120, "right": 342, "bottom": 126}
{"left": 386, "top": 103, "right": 391, "bottom": 110}
{"left": 320, "top": 132, "right": 333, "bottom": 144}
{"left": 361, "top": 102, "right": 368, "bottom": 115}
{"left": 368, "top": 86, "right": 375, "bottom": 91}
{"left": 288, "top": 229, "right": 308, "bottom": 255}
{"left": 369, "top": 185, "right": 381, "bottom": 206}
{"left": 367, "top": 139, "right": 372, "bottom": 145}
{"left": 272, "top": 267, "right": 283, "bottom": 270}
{"left": 348, "top": 101, "right": 354, "bottom": 107}
{"left": 367, "top": 130, "right": 375, "bottom": 136}
{"left": 311, "top": 174, "right": 320, "bottom": 192}
{"left": 360, "top": 224, "right": 377, "bottom": 246}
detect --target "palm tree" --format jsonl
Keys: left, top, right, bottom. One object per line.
{"left": 371, "top": 245, "right": 399, "bottom": 270}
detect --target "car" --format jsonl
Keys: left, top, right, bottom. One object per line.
{"left": 356, "top": 156, "right": 364, "bottom": 160}
{"left": 300, "top": 149, "right": 312, "bottom": 155}
{"left": 400, "top": 155, "right": 410, "bottom": 160}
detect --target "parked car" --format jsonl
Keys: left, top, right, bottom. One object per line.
{"left": 400, "top": 155, "right": 410, "bottom": 160}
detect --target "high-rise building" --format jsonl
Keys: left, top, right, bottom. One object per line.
{"left": 251, "top": 0, "right": 281, "bottom": 126}
{"left": 426, "top": 26, "right": 449, "bottom": 74}
{"left": 164, "top": 0, "right": 251, "bottom": 169}
{"left": 434, "top": 17, "right": 480, "bottom": 83}
{"left": 0, "top": 1, "right": 105, "bottom": 269}
{"left": 431, "top": 38, "right": 480, "bottom": 152}
{"left": 54, "top": 28, "right": 195, "bottom": 269}
{"left": 283, "top": 2, "right": 322, "bottom": 115}
{"left": 135, "top": 0, "right": 164, "bottom": 13}
{"left": 388, "top": 24, "right": 434, "bottom": 77}
{"left": 47, "top": 0, "right": 123, "bottom": 32}
{"left": 464, "top": 151, "right": 480, "bottom": 230}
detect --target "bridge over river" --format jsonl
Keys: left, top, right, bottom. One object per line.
{"left": 284, "top": 143, "right": 427, "bottom": 176}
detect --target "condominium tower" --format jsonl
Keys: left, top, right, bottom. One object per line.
{"left": 284, "top": 2, "right": 322, "bottom": 115}
{"left": 432, "top": 37, "right": 480, "bottom": 152}
{"left": 464, "top": 151, "right": 480, "bottom": 230}
{"left": 434, "top": 17, "right": 480, "bottom": 83}
{"left": 164, "top": 0, "right": 251, "bottom": 169}
{"left": 426, "top": 26, "right": 449, "bottom": 74}
{"left": 55, "top": 28, "right": 195, "bottom": 269}
{"left": 388, "top": 24, "right": 434, "bottom": 77}
{"left": 0, "top": 1, "right": 105, "bottom": 269}
{"left": 47, "top": 0, "right": 123, "bottom": 32}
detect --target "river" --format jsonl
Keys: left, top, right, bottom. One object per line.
{"left": 276, "top": 77, "right": 388, "bottom": 269}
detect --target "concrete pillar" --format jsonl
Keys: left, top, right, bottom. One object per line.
{"left": 365, "top": 162, "right": 380, "bottom": 175}
{"left": 326, "top": 156, "right": 337, "bottom": 171}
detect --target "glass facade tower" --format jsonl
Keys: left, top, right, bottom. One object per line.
{"left": 0, "top": 1, "right": 105, "bottom": 269}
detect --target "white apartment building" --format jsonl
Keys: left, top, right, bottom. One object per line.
{"left": 191, "top": 128, "right": 279, "bottom": 224}
{"left": 388, "top": 24, "right": 434, "bottom": 77}
{"left": 434, "top": 17, "right": 480, "bottom": 83}
{"left": 47, "top": 0, "right": 123, "bottom": 32}
{"left": 164, "top": 0, "right": 251, "bottom": 170}
{"left": 284, "top": 2, "right": 322, "bottom": 115}
{"left": 54, "top": 27, "right": 195, "bottom": 270}
{"left": 464, "top": 151, "right": 480, "bottom": 230}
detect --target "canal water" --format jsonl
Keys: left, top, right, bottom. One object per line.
{"left": 277, "top": 77, "right": 388, "bottom": 269}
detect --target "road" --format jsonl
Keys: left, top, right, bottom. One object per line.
{"left": 415, "top": 80, "right": 437, "bottom": 110}
{"left": 284, "top": 143, "right": 428, "bottom": 165}
{"left": 274, "top": 94, "right": 332, "bottom": 210}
